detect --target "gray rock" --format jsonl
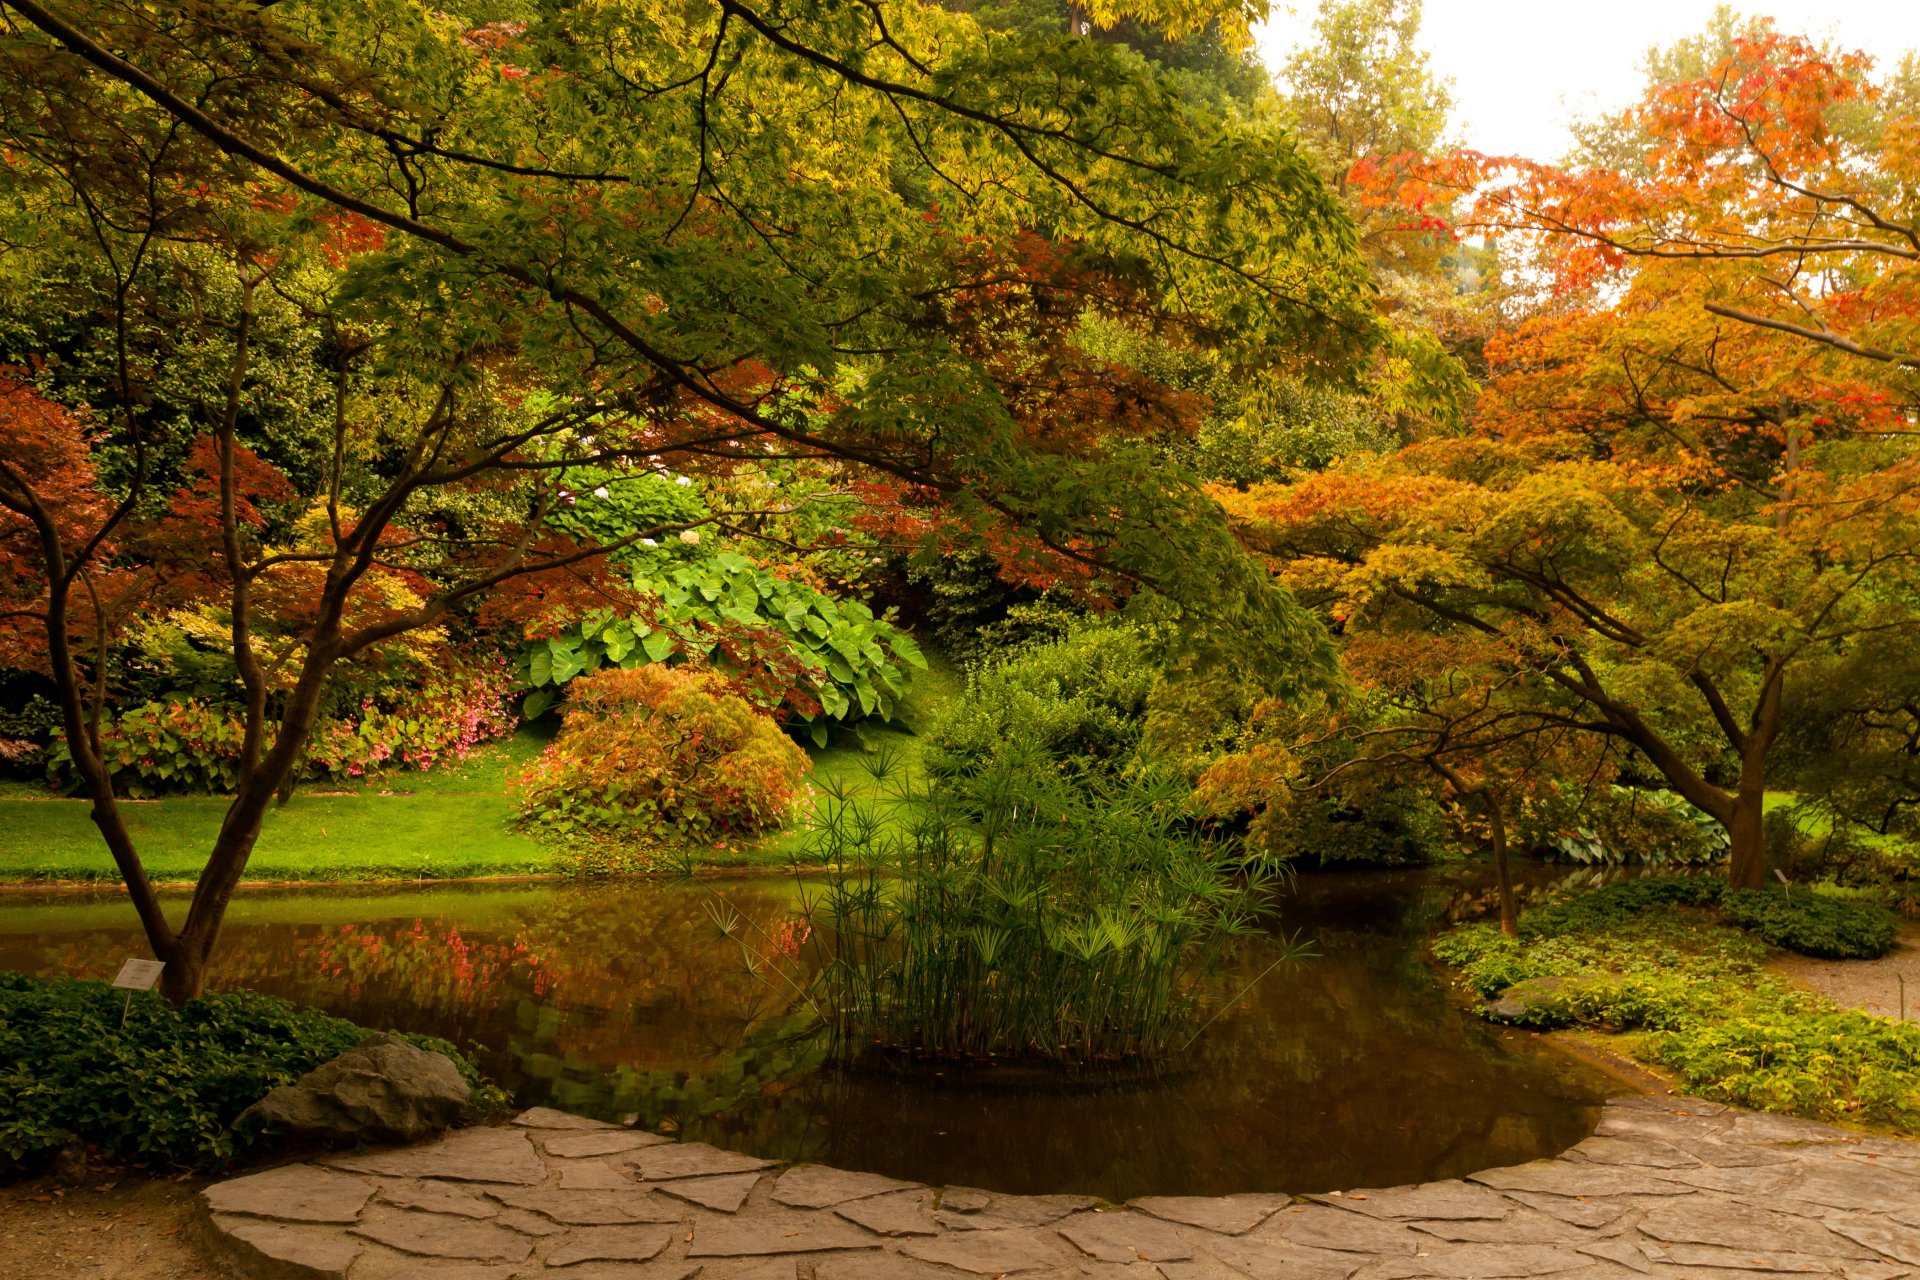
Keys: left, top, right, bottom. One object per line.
{"left": 1788, "top": 1161, "right": 1920, "bottom": 1215}
{"left": 546, "top": 1224, "right": 675, "bottom": 1265}
{"left": 241, "top": 1033, "right": 469, "bottom": 1145}
{"left": 1057, "top": 1210, "right": 1194, "bottom": 1263}
{"left": 1408, "top": 1209, "right": 1578, "bottom": 1245}
{"left": 203, "top": 1164, "right": 377, "bottom": 1223}
{"left": 1485, "top": 974, "right": 1615, "bottom": 1026}
{"left": 688, "top": 1212, "right": 883, "bottom": 1256}
{"left": 211, "top": 1214, "right": 363, "bottom": 1280}
{"left": 654, "top": 1171, "right": 763, "bottom": 1213}
{"left": 1130, "top": 1195, "right": 1291, "bottom": 1236}
{"left": 350, "top": 1208, "right": 535, "bottom": 1262}
{"left": 323, "top": 1126, "right": 547, "bottom": 1185}
{"left": 901, "top": 1227, "right": 1071, "bottom": 1274}
{"left": 1501, "top": 1190, "right": 1635, "bottom": 1229}
{"left": 486, "top": 1185, "right": 681, "bottom": 1225}
{"left": 940, "top": 1187, "right": 995, "bottom": 1213}
{"left": 1575, "top": 1239, "right": 1652, "bottom": 1274}
{"left": 833, "top": 1189, "right": 941, "bottom": 1236}
{"left": 544, "top": 1128, "right": 674, "bottom": 1159}
{"left": 771, "top": 1164, "right": 920, "bottom": 1208}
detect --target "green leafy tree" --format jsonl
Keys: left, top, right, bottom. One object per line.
{"left": 0, "top": 0, "right": 1374, "bottom": 998}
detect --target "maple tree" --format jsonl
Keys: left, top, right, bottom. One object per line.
{"left": 0, "top": 0, "right": 1376, "bottom": 999}
{"left": 1225, "top": 25, "right": 1920, "bottom": 889}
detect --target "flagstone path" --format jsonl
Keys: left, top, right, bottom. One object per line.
{"left": 202, "top": 1095, "right": 1920, "bottom": 1279}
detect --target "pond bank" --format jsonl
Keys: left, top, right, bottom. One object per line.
{"left": 194, "top": 1096, "right": 1920, "bottom": 1279}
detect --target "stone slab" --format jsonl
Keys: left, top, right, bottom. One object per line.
{"left": 1262, "top": 1204, "right": 1422, "bottom": 1255}
{"left": 1318, "top": 1181, "right": 1513, "bottom": 1221}
{"left": 628, "top": 1142, "right": 777, "bottom": 1182}
{"left": 204, "top": 1164, "right": 377, "bottom": 1224}
{"left": 688, "top": 1213, "right": 883, "bottom": 1257}
{"left": 349, "top": 1209, "right": 535, "bottom": 1263}
{"left": 1367, "top": 1243, "right": 1595, "bottom": 1277}
{"left": 815, "top": 1255, "right": 968, "bottom": 1280}
{"left": 1469, "top": 1160, "right": 1697, "bottom": 1200}
{"left": 554, "top": 1158, "right": 637, "bottom": 1190}
{"left": 377, "top": 1180, "right": 497, "bottom": 1219}
{"left": 486, "top": 1185, "right": 680, "bottom": 1225}
{"left": 322, "top": 1127, "right": 546, "bottom": 1185}
{"left": 902, "top": 1228, "right": 1072, "bottom": 1275}
{"left": 654, "top": 1171, "right": 763, "bottom": 1213}
{"left": 1057, "top": 1210, "right": 1194, "bottom": 1263}
{"left": 1637, "top": 1199, "right": 1873, "bottom": 1258}
{"left": 1130, "top": 1194, "right": 1290, "bottom": 1236}
{"left": 211, "top": 1215, "right": 362, "bottom": 1280}
{"left": 512, "top": 1107, "right": 616, "bottom": 1131}
{"left": 544, "top": 1129, "right": 674, "bottom": 1159}
{"left": 937, "top": 1193, "right": 1099, "bottom": 1231}
{"left": 771, "top": 1164, "right": 921, "bottom": 1208}
{"left": 547, "top": 1224, "right": 675, "bottom": 1265}
{"left": 833, "top": 1189, "right": 941, "bottom": 1236}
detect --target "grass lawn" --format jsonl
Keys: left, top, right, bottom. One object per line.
{"left": 0, "top": 653, "right": 966, "bottom": 884}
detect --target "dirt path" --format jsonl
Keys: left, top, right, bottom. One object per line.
{"left": 0, "top": 1174, "right": 221, "bottom": 1279}
{"left": 1771, "top": 923, "right": 1920, "bottom": 1020}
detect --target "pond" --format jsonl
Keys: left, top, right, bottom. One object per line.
{"left": 0, "top": 869, "right": 1623, "bottom": 1201}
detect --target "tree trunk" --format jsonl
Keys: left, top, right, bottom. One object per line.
{"left": 158, "top": 946, "right": 207, "bottom": 1004}
{"left": 1727, "top": 780, "right": 1769, "bottom": 890}
{"left": 1487, "top": 792, "right": 1519, "bottom": 937}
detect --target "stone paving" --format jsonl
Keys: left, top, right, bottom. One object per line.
{"left": 202, "top": 1095, "right": 1920, "bottom": 1279}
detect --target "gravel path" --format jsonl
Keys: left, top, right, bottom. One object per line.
{"left": 197, "top": 1096, "right": 1920, "bottom": 1279}
{"left": 1773, "top": 927, "right": 1920, "bottom": 1021}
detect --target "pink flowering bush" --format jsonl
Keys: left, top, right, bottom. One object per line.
{"left": 47, "top": 661, "right": 517, "bottom": 797}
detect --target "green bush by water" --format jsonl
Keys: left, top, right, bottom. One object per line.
{"left": 1434, "top": 882, "right": 1920, "bottom": 1132}
{"left": 775, "top": 747, "right": 1282, "bottom": 1066}
{"left": 0, "top": 972, "right": 503, "bottom": 1174}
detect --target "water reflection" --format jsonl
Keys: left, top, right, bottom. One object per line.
{"left": 0, "top": 870, "right": 1621, "bottom": 1200}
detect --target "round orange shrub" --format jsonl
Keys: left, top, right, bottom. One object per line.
{"left": 516, "top": 666, "right": 809, "bottom": 842}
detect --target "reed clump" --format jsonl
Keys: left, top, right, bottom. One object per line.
{"left": 790, "top": 746, "right": 1282, "bottom": 1068}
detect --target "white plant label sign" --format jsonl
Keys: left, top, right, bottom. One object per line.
{"left": 111, "top": 958, "right": 165, "bottom": 991}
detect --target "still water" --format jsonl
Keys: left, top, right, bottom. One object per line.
{"left": 0, "top": 870, "right": 1620, "bottom": 1200}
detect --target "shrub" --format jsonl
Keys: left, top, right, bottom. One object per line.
{"left": 520, "top": 552, "right": 925, "bottom": 743}
{"left": 1722, "top": 887, "right": 1898, "bottom": 959}
{"left": 0, "top": 971, "right": 502, "bottom": 1173}
{"left": 1534, "top": 786, "right": 1729, "bottom": 867}
{"left": 1518, "top": 875, "right": 1726, "bottom": 940}
{"left": 46, "top": 663, "right": 517, "bottom": 796}
{"left": 516, "top": 666, "right": 809, "bottom": 842}
{"left": 923, "top": 620, "right": 1158, "bottom": 780}
{"left": 1434, "top": 883, "right": 1920, "bottom": 1135}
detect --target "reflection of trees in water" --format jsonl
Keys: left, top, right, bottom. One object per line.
{"left": 0, "top": 873, "right": 1615, "bottom": 1197}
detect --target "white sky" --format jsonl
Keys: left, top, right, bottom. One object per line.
{"left": 1254, "top": 2, "right": 1920, "bottom": 162}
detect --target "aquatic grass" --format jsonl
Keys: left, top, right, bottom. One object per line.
{"left": 778, "top": 747, "right": 1286, "bottom": 1067}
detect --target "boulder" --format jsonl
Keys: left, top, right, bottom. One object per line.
{"left": 241, "top": 1033, "right": 470, "bottom": 1144}
{"left": 1484, "top": 973, "right": 1614, "bottom": 1027}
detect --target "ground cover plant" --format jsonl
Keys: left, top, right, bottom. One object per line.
{"left": 1437, "top": 879, "right": 1917, "bottom": 1131}
{"left": 0, "top": 970, "right": 504, "bottom": 1173}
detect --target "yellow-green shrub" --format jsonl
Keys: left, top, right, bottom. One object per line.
{"left": 516, "top": 666, "right": 808, "bottom": 842}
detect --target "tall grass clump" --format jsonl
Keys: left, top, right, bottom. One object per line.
{"left": 786, "top": 746, "right": 1281, "bottom": 1068}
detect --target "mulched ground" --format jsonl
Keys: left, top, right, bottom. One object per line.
{"left": 0, "top": 1172, "right": 220, "bottom": 1280}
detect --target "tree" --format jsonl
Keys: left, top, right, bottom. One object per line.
{"left": 0, "top": 0, "right": 1374, "bottom": 998}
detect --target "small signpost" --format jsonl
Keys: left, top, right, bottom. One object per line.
{"left": 111, "top": 957, "right": 165, "bottom": 1026}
